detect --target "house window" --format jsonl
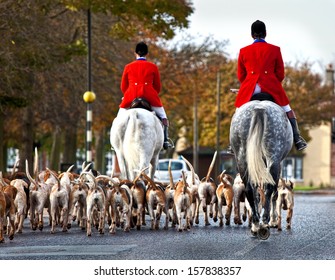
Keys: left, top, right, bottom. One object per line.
{"left": 281, "top": 157, "right": 303, "bottom": 181}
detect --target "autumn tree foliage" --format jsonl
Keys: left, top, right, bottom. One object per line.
{"left": 155, "top": 35, "right": 237, "bottom": 149}
{"left": 0, "top": 0, "right": 193, "bottom": 172}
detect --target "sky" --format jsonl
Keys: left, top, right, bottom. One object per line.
{"left": 175, "top": 0, "right": 335, "bottom": 75}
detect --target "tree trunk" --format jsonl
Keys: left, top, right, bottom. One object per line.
{"left": 0, "top": 111, "right": 4, "bottom": 172}
{"left": 19, "top": 107, "right": 34, "bottom": 174}
{"left": 94, "top": 128, "right": 105, "bottom": 174}
{"left": 50, "top": 125, "right": 62, "bottom": 171}
{"left": 63, "top": 127, "right": 77, "bottom": 168}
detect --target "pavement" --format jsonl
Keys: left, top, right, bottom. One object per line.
{"left": 294, "top": 188, "right": 335, "bottom": 195}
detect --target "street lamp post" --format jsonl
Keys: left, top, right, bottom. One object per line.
{"left": 216, "top": 72, "right": 221, "bottom": 178}
{"left": 326, "top": 63, "right": 334, "bottom": 95}
{"left": 326, "top": 64, "right": 335, "bottom": 143}
{"left": 193, "top": 83, "right": 199, "bottom": 173}
{"left": 83, "top": 9, "right": 95, "bottom": 164}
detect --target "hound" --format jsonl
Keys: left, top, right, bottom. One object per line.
{"left": 3, "top": 184, "right": 17, "bottom": 241}
{"left": 107, "top": 178, "right": 132, "bottom": 234}
{"left": 198, "top": 151, "right": 218, "bottom": 225}
{"left": 68, "top": 178, "right": 88, "bottom": 230}
{"left": 48, "top": 168, "right": 71, "bottom": 233}
{"left": 269, "top": 178, "right": 294, "bottom": 230}
{"left": 233, "top": 173, "right": 247, "bottom": 225}
{"left": 10, "top": 179, "right": 28, "bottom": 233}
{"left": 0, "top": 185, "right": 6, "bottom": 243}
{"left": 81, "top": 172, "right": 106, "bottom": 236}
{"left": 0, "top": 173, "right": 17, "bottom": 242}
{"left": 142, "top": 172, "right": 166, "bottom": 230}
{"left": 26, "top": 160, "right": 52, "bottom": 231}
{"left": 181, "top": 156, "right": 201, "bottom": 226}
{"left": 174, "top": 171, "right": 192, "bottom": 232}
{"left": 163, "top": 159, "right": 177, "bottom": 229}
{"left": 8, "top": 159, "right": 30, "bottom": 219}
{"left": 96, "top": 176, "right": 114, "bottom": 227}
{"left": 131, "top": 174, "right": 147, "bottom": 230}
{"left": 216, "top": 171, "right": 234, "bottom": 227}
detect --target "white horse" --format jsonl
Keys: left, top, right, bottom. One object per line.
{"left": 110, "top": 108, "right": 164, "bottom": 181}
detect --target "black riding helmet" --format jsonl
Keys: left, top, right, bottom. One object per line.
{"left": 251, "top": 20, "right": 266, "bottom": 39}
{"left": 135, "top": 41, "right": 148, "bottom": 57}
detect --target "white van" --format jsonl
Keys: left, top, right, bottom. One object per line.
{"left": 154, "top": 158, "right": 189, "bottom": 184}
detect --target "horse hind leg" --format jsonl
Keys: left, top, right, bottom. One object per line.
{"left": 233, "top": 196, "right": 241, "bottom": 225}
{"left": 245, "top": 184, "right": 260, "bottom": 236}
{"left": 269, "top": 191, "right": 278, "bottom": 228}
{"left": 262, "top": 183, "right": 276, "bottom": 225}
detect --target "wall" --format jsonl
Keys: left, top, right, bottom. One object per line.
{"left": 303, "top": 124, "right": 332, "bottom": 187}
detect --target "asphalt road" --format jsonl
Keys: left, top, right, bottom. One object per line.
{"left": 1, "top": 192, "right": 335, "bottom": 261}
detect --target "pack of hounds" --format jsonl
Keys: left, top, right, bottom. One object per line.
{"left": 0, "top": 150, "right": 294, "bottom": 243}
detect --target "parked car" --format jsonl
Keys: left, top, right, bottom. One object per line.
{"left": 154, "top": 158, "right": 189, "bottom": 184}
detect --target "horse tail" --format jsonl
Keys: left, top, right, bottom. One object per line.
{"left": 246, "top": 108, "right": 275, "bottom": 186}
{"left": 122, "top": 112, "right": 136, "bottom": 180}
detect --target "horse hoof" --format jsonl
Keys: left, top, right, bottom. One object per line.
{"left": 258, "top": 226, "right": 270, "bottom": 240}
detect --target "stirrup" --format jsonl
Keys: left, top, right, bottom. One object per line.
{"left": 226, "top": 145, "right": 234, "bottom": 154}
{"left": 295, "top": 138, "right": 307, "bottom": 151}
{"left": 163, "top": 138, "right": 174, "bottom": 150}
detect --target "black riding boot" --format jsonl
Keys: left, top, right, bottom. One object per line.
{"left": 287, "top": 110, "right": 307, "bottom": 151}
{"left": 162, "top": 118, "right": 173, "bottom": 150}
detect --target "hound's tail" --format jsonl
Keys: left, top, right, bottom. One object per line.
{"left": 246, "top": 108, "right": 275, "bottom": 186}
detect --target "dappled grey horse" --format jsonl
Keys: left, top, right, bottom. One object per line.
{"left": 229, "top": 99, "right": 293, "bottom": 239}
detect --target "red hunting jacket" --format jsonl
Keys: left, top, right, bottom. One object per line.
{"left": 119, "top": 58, "right": 163, "bottom": 108}
{"left": 235, "top": 41, "right": 289, "bottom": 107}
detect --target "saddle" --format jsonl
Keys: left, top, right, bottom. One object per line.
{"left": 130, "top": 98, "right": 152, "bottom": 111}
{"left": 250, "top": 92, "right": 275, "bottom": 102}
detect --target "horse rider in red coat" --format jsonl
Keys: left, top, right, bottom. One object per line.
{"left": 234, "top": 20, "right": 307, "bottom": 151}
{"left": 117, "top": 41, "right": 173, "bottom": 150}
